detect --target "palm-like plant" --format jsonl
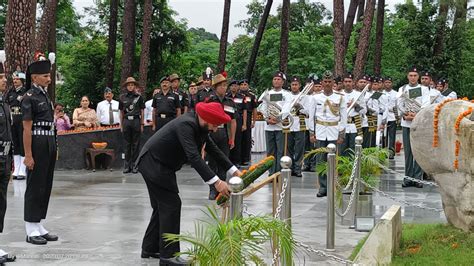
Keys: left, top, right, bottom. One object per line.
{"left": 164, "top": 206, "right": 295, "bottom": 265}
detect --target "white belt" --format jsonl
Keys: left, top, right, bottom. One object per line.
{"left": 32, "top": 130, "right": 55, "bottom": 136}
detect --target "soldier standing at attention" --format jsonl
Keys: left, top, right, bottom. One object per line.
{"left": 308, "top": 71, "right": 347, "bottom": 197}
{"left": 119, "top": 77, "right": 145, "bottom": 174}
{"left": 152, "top": 76, "right": 181, "bottom": 132}
{"left": 238, "top": 79, "right": 257, "bottom": 166}
{"left": 382, "top": 77, "right": 398, "bottom": 159}
{"left": 6, "top": 71, "right": 27, "bottom": 180}
{"left": 169, "top": 74, "right": 188, "bottom": 114}
{"left": 196, "top": 68, "right": 214, "bottom": 103}
{"left": 0, "top": 56, "right": 17, "bottom": 262}
{"left": 22, "top": 56, "right": 59, "bottom": 245}
{"left": 227, "top": 80, "right": 247, "bottom": 166}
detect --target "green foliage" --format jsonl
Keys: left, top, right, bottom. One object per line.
{"left": 56, "top": 37, "right": 116, "bottom": 112}
{"left": 164, "top": 206, "right": 295, "bottom": 265}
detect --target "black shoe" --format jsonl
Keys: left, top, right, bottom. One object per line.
{"left": 41, "top": 233, "right": 58, "bottom": 241}
{"left": 132, "top": 168, "right": 139, "bottom": 174}
{"left": 123, "top": 168, "right": 132, "bottom": 174}
{"left": 159, "top": 256, "right": 192, "bottom": 266}
{"left": 316, "top": 191, "right": 327, "bottom": 197}
{"left": 141, "top": 250, "right": 160, "bottom": 258}
{"left": 402, "top": 182, "right": 412, "bottom": 188}
{"left": 208, "top": 187, "right": 218, "bottom": 200}
{"left": 295, "top": 172, "right": 302, "bottom": 177}
{"left": 415, "top": 183, "right": 423, "bottom": 188}
{"left": 17, "top": 175, "right": 26, "bottom": 180}
{"left": 302, "top": 166, "right": 310, "bottom": 172}
{"left": 2, "top": 254, "right": 16, "bottom": 262}
{"left": 26, "top": 235, "right": 47, "bottom": 245}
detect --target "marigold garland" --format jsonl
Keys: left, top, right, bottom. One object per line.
{"left": 432, "top": 98, "right": 458, "bottom": 147}
{"left": 452, "top": 107, "right": 473, "bottom": 170}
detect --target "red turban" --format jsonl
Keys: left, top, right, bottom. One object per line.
{"left": 195, "top": 102, "right": 231, "bottom": 125}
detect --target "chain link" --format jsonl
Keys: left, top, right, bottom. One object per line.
{"left": 295, "top": 241, "right": 354, "bottom": 265}
{"left": 335, "top": 153, "right": 361, "bottom": 217}
{"left": 359, "top": 179, "right": 444, "bottom": 213}
{"left": 271, "top": 175, "right": 290, "bottom": 266}
{"left": 382, "top": 166, "right": 439, "bottom": 187}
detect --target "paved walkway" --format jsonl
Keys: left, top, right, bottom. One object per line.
{"left": 0, "top": 152, "right": 445, "bottom": 265}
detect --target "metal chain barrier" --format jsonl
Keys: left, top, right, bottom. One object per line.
{"left": 359, "top": 179, "right": 444, "bottom": 213}
{"left": 271, "top": 176, "right": 289, "bottom": 265}
{"left": 295, "top": 241, "right": 354, "bottom": 265}
{"left": 382, "top": 165, "right": 439, "bottom": 187}
{"left": 335, "top": 152, "right": 361, "bottom": 217}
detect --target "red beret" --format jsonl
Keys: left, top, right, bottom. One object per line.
{"left": 195, "top": 102, "right": 231, "bottom": 125}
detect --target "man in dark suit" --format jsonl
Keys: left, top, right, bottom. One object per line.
{"left": 136, "top": 102, "right": 241, "bottom": 265}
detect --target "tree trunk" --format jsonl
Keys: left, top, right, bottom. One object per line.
{"left": 35, "top": 0, "right": 58, "bottom": 53}
{"left": 120, "top": 0, "right": 137, "bottom": 86}
{"left": 333, "top": 0, "right": 345, "bottom": 77}
{"left": 373, "top": 0, "right": 385, "bottom": 76}
{"left": 105, "top": 0, "right": 119, "bottom": 89}
{"left": 47, "top": 4, "right": 57, "bottom": 101}
{"left": 357, "top": 0, "right": 365, "bottom": 22}
{"left": 343, "top": 0, "right": 359, "bottom": 52}
{"left": 279, "top": 0, "right": 290, "bottom": 73}
{"left": 30, "top": 0, "right": 37, "bottom": 54}
{"left": 5, "top": 0, "right": 34, "bottom": 78}
{"left": 432, "top": 1, "right": 449, "bottom": 58}
{"left": 353, "top": 0, "right": 375, "bottom": 79}
{"left": 245, "top": 0, "right": 273, "bottom": 82}
{"left": 138, "top": 0, "right": 153, "bottom": 91}
{"left": 452, "top": 0, "right": 467, "bottom": 29}
{"left": 217, "top": 0, "right": 231, "bottom": 73}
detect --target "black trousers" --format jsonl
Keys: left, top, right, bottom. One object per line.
{"left": 383, "top": 121, "right": 397, "bottom": 157}
{"left": 315, "top": 139, "right": 336, "bottom": 193}
{"left": 0, "top": 156, "right": 11, "bottom": 233}
{"left": 340, "top": 132, "right": 356, "bottom": 156}
{"left": 240, "top": 113, "right": 252, "bottom": 163}
{"left": 229, "top": 116, "right": 243, "bottom": 165}
{"left": 11, "top": 118, "right": 24, "bottom": 156}
{"left": 122, "top": 119, "right": 141, "bottom": 169}
{"left": 208, "top": 129, "right": 230, "bottom": 181}
{"left": 362, "top": 127, "right": 376, "bottom": 148}
{"left": 155, "top": 116, "right": 175, "bottom": 132}
{"left": 138, "top": 154, "right": 181, "bottom": 258}
{"left": 24, "top": 135, "right": 56, "bottom": 222}
{"left": 303, "top": 131, "right": 316, "bottom": 169}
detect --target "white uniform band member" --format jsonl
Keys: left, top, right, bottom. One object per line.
{"left": 383, "top": 77, "right": 398, "bottom": 159}
{"left": 308, "top": 70, "right": 347, "bottom": 198}
{"left": 397, "top": 66, "right": 430, "bottom": 188}
{"left": 436, "top": 78, "right": 457, "bottom": 100}
{"left": 257, "top": 71, "right": 292, "bottom": 174}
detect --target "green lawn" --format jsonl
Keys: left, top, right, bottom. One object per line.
{"left": 391, "top": 224, "right": 474, "bottom": 266}
{"left": 352, "top": 223, "right": 474, "bottom": 265}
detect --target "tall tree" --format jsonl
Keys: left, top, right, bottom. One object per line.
{"left": 245, "top": 0, "right": 273, "bottom": 82}
{"left": 120, "top": 0, "right": 137, "bottom": 85}
{"left": 343, "top": 0, "right": 359, "bottom": 52}
{"left": 35, "top": 0, "right": 58, "bottom": 52}
{"left": 373, "top": 0, "right": 385, "bottom": 75}
{"left": 5, "top": 0, "right": 34, "bottom": 75}
{"left": 279, "top": 0, "right": 290, "bottom": 73}
{"left": 353, "top": 0, "right": 375, "bottom": 79}
{"left": 30, "top": 0, "right": 37, "bottom": 53}
{"left": 47, "top": 4, "right": 57, "bottom": 101}
{"left": 432, "top": 0, "right": 449, "bottom": 59}
{"left": 333, "top": 0, "right": 345, "bottom": 76}
{"left": 138, "top": 0, "right": 153, "bottom": 90}
{"left": 217, "top": 0, "right": 231, "bottom": 73}
{"left": 105, "top": 0, "right": 119, "bottom": 89}
{"left": 357, "top": 0, "right": 365, "bottom": 22}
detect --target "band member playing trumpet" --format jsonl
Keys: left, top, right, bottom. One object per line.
{"left": 397, "top": 66, "right": 430, "bottom": 188}
{"left": 308, "top": 71, "right": 347, "bottom": 197}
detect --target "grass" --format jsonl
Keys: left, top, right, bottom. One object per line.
{"left": 392, "top": 224, "right": 474, "bottom": 266}
{"left": 351, "top": 223, "right": 474, "bottom": 265}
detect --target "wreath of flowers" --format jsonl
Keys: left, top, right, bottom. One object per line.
{"left": 453, "top": 106, "right": 473, "bottom": 170}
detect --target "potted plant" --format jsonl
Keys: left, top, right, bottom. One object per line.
{"left": 306, "top": 147, "right": 389, "bottom": 224}
{"left": 164, "top": 206, "right": 296, "bottom": 265}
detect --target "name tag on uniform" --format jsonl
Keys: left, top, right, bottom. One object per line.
{"left": 224, "top": 105, "right": 235, "bottom": 113}
{"left": 160, "top": 114, "right": 166, "bottom": 118}
{"left": 270, "top": 93, "right": 283, "bottom": 102}
{"left": 409, "top": 87, "right": 422, "bottom": 99}
{"left": 127, "top": 116, "right": 134, "bottom": 120}
{"left": 245, "top": 97, "right": 251, "bottom": 102}
{"left": 179, "top": 95, "right": 183, "bottom": 101}
{"left": 167, "top": 96, "right": 175, "bottom": 100}
{"left": 234, "top": 98, "right": 243, "bottom": 104}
